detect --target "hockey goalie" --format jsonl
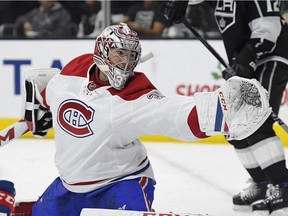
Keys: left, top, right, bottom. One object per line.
{"left": 13, "top": 23, "right": 271, "bottom": 216}
{"left": 15, "top": 70, "right": 272, "bottom": 216}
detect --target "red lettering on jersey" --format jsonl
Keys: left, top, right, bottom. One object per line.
{"left": 57, "top": 99, "right": 94, "bottom": 138}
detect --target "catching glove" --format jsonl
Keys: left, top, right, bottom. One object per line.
{"left": 194, "top": 76, "right": 271, "bottom": 140}
{"left": 161, "top": 0, "right": 188, "bottom": 23}
{"left": 0, "top": 180, "right": 15, "bottom": 216}
{"left": 222, "top": 42, "right": 258, "bottom": 80}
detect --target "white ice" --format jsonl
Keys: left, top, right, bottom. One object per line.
{"left": 0, "top": 138, "right": 271, "bottom": 216}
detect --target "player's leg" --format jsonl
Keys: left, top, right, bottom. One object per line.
{"left": 229, "top": 138, "right": 269, "bottom": 212}
{"left": 33, "top": 177, "right": 66, "bottom": 216}
{"left": 33, "top": 177, "right": 155, "bottom": 215}
{"left": 249, "top": 61, "right": 288, "bottom": 215}
{"left": 85, "top": 177, "right": 155, "bottom": 211}
{"left": 32, "top": 177, "right": 89, "bottom": 216}
{"left": 247, "top": 120, "right": 288, "bottom": 216}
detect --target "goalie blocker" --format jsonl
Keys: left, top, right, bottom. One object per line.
{"left": 194, "top": 76, "right": 271, "bottom": 140}
{"left": 22, "top": 68, "right": 60, "bottom": 137}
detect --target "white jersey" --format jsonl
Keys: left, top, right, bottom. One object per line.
{"left": 45, "top": 53, "right": 204, "bottom": 193}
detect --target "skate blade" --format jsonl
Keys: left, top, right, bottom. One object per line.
{"left": 252, "top": 210, "right": 270, "bottom": 216}
{"left": 233, "top": 204, "right": 252, "bottom": 212}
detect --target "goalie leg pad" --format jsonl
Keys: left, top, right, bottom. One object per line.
{"left": 194, "top": 76, "right": 271, "bottom": 140}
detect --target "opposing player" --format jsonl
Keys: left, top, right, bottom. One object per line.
{"left": 21, "top": 23, "right": 271, "bottom": 216}
{"left": 161, "top": 1, "right": 288, "bottom": 215}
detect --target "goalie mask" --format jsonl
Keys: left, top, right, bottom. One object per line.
{"left": 93, "top": 23, "right": 142, "bottom": 90}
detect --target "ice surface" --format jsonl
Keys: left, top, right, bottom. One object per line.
{"left": 0, "top": 138, "right": 266, "bottom": 216}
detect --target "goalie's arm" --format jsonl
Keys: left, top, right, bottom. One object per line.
{"left": 119, "top": 77, "right": 269, "bottom": 142}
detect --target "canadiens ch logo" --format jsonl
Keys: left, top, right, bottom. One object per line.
{"left": 147, "top": 90, "right": 165, "bottom": 100}
{"left": 57, "top": 99, "right": 95, "bottom": 138}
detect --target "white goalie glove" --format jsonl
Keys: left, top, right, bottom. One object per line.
{"left": 21, "top": 68, "right": 60, "bottom": 137}
{"left": 194, "top": 76, "right": 271, "bottom": 140}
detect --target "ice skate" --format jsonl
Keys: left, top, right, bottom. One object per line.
{"left": 233, "top": 179, "right": 267, "bottom": 212}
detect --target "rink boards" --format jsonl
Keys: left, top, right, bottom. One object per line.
{"left": 1, "top": 118, "right": 288, "bottom": 146}
{"left": 1, "top": 40, "right": 288, "bottom": 146}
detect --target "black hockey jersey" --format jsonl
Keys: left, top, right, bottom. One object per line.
{"left": 207, "top": 0, "right": 288, "bottom": 65}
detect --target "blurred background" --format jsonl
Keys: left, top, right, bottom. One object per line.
{"left": 1, "top": 0, "right": 288, "bottom": 145}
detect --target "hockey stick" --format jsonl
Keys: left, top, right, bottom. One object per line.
{"left": 182, "top": 19, "right": 229, "bottom": 68}
{"left": 182, "top": 18, "right": 288, "bottom": 133}
{"left": 0, "top": 51, "right": 154, "bottom": 148}
{"left": 0, "top": 120, "right": 29, "bottom": 148}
